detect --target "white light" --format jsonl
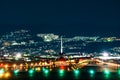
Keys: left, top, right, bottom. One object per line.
{"left": 102, "top": 52, "right": 109, "bottom": 57}
{"left": 16, "top": 53, "right": 22, "bottom": 58}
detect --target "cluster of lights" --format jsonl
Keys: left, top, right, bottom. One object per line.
{"left": 28, "top": 67, "right": 50, "bottom": 75}
{"left": 2, "top": 66, "right": 120, "bottom": 79}
{"left": 35, "top": 67, "right": 41, "bottom": 71}
{"left": 0, "top": 69, "right": 10, "bottom": 78}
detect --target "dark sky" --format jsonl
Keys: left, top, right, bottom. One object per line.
{"left": 0, "top": 0, "right": 120, "bottom": 36}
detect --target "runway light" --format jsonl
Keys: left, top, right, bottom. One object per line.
{"left": 14, "top": 70, "right": 19, "bottom": 74}
{"left": 0, "top": 69, "right": 4, "bottom": 74}
{"left": 59, "top": 69, "right": 64, "bottom": 74}
{"left": 44, "top": 69, "right": 49, "bottom": 74}
{"left": 29, "top": 69, "right": 34, "bottom": 74}
{"left": 42, "top": 67, "right": 46, "bottom": 71}
{"left": 50, "top": 68, "right": 52, "bottom": 71}
{"left": 60, "top": 66, "right": 65, "bottom": 70}
{"left": 0, "top": 74, "right": 3, "bottom": 78}
{"left": 118, "top": 69, "right": 120, "bottom": 75}
{"left": 31, "top": 63, "right": 33, "bottom": 66}
{"left": 4, "top": 72, "right": 10, "bottom": 78}
{"left": 13, "top": 64, "right": 16, "bottom": 68}
{"left": 67, "top": 68, "right": 70, "bottom": 71}
{"left": 5, "top": 64, "right": 8, "bottom": 68}
{"left": 74, "top": 69, "right": 79, "bottom": 74}
{"left": 89, "top": 69, "right": 95, "bottom": 74}
{"left": 59, "top": 69, "right": 64, "bottom": 77}
{"left": 20, "top": 64, "right": 23, "bottom": 67}
{"left": 103, "top": 69, "right": 110, "bottom": 75}
{"left": 36, "top": 68, "right": 41, "bottom": 71}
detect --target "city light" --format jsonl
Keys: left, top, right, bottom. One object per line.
{"left": 102, "top": 52, "right": 109, "bottom": 57}
{"left": 16, "top": 53, "right": 22, "bottom": 58}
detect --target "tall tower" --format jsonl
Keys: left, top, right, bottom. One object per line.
{"left": 58, "top": 36, "right": 66, "bottom": 61}
{"left": 60, "top": 36, "right": 63, "bottom": 54}
{"left": 59, "top": 36, "right": 63, "bottom": 55}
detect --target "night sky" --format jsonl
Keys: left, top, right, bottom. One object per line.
{"left": 0, "top": 0, "right": 120, "bottom": 36}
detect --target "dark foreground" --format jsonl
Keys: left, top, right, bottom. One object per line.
{"left": 0, "top": 70, "right": 120, "bottom": 80}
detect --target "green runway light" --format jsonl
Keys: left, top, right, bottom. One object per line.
{"left": 74, "top": 69, "right": 79, "bottom": 74}
{"left": 59, "top": 69, "right": 64, "bottom": 74}
{"left": 44, "top": 69, "right": 49, "bottom": 74}
{"left": 42, "top": 67, "right": 46, "bottom": 71}
{"left": 117, "top": 69, "right": 120, "bottom": 75}
{"left": 59, "top": 69, "right": 64, "bottom": 77}
{"left": 29, "top": 69, "right": 34, "bottom": 74}
{"left": 0, "top": 69, "right": 4, "bottom": 74}
{"left": 89, "top": 69, "right": 95, "bottom": 74}
{"left": 14, "top": 70, "right": 19, "bottom": 74}
{"left": 104, "top": 69, "right": 110, "bottom": 75}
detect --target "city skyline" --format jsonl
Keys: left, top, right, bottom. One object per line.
{"left": 0, "top": 1, "right": 120, "bottom": 79}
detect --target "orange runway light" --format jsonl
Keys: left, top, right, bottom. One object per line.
{"left": 5, "top": 64, "right": 8, "bottom": 68}
{"left": 4, "top": 72, "right": 10, "bottom": 78}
